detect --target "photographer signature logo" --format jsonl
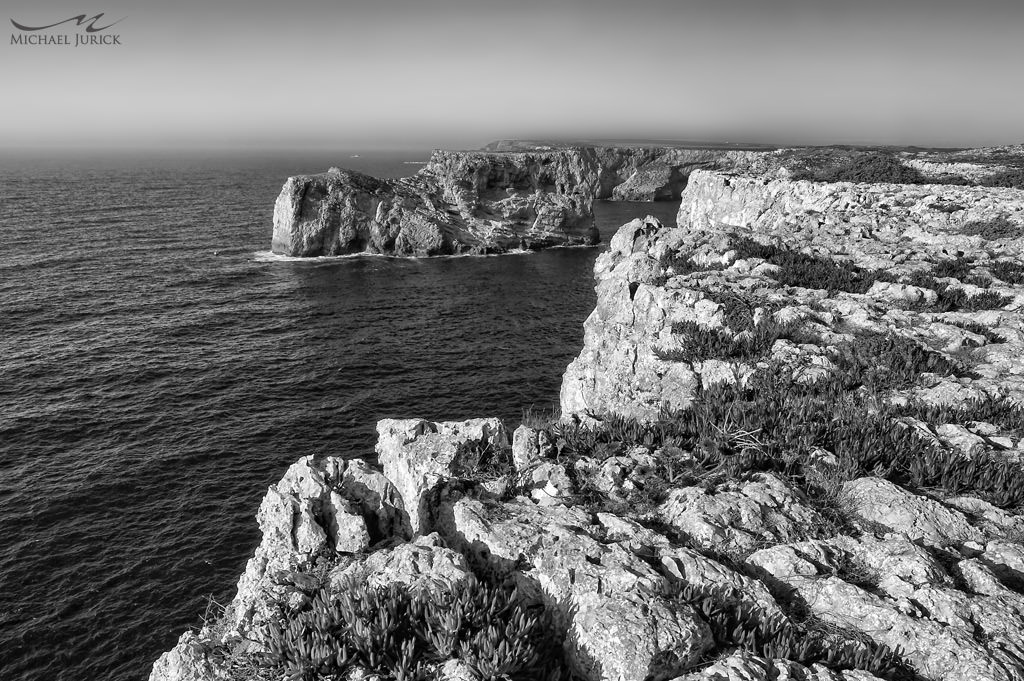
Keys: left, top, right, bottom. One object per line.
{"left": 10, "top": 13, "right": 124, "bottom": 46}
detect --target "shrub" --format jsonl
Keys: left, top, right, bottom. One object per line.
{"left": 673, "top": 582, "right": 909, "bottom": 678}
{"left": 925, "top": 173, "right": 971, "bottom": 186}
{"left": 262, "top": 578, "right": 568, "bottom": 681}
{"left": 948, "top": 319, "right": 1006, "bottom": 345}
{"left": 896, "top": 396, "right": 1024, "bottom": 439}
{"left": 828, "top": 331, "right": 969, "bottom": 392}
{"left": 983, "top": 169, "right": 1024, "bottom": 189}
{"left": 697, "top": 289, "right": 772, "bottom": 332}
{"left": 793, "top": 153, "right": 927, "bottom": 185}
{"left": 931, "top": 257, "right": 975, "bottom": 281}
{"left": 656, "top": 317, "right": 805, "bottom": 364}
{"left": 729, "top": 237, "right": 883, "bottom": 295}
{"left": 725, "top": 236, "right": 1008, "bottom": 312}
{"left": 929, "top": 288, "right": 1013, "bottom": 312}
{"left": 901, "top": 269, "right": 1011, "bottom": 312}
{"left": 965, "top": 274, "right": 994, "bottom": 289}
{"left": 958, "top": 215, "right": 1020, "bottom": 241}
{"left": 465, "top": 438, "right": 514, "bottom": 482}
{"left": 549, "top": 322, "right": 1024, "bottom": 511}
{"left": 653, "top": 251, "right": 727, "bottom": 285}
{"left": 990, "top": 260, "right": 1024, "bottom": 285}
{"left": 659, "top": 236, "right": 1016, "bottom": 312}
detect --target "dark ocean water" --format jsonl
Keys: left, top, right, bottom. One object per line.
{"left": 0, "top": 151, "right": 679, "bottom": 681}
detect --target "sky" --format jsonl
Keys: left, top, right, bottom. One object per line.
{"left": 3, "top": 0, "right": 1024, "bottom": 152}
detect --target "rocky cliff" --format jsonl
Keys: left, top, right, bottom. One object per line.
{"left": 270, "top": 147, "right": 771, "bottom": 257}
{"left": 270, "top": 154, "right": 598, "bottom": 257}
{"left": 159, "top": 165, "right": 1024, "bottom": 681}
{"left": 561, "top": 169, "right": 1024, "bottom": 419}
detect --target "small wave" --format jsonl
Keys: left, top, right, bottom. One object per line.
{"left": 251, "top": 250, "right": 390, "bottom": 263}
{"left": 253, "top": 246, "right": 600, "bottom": 263}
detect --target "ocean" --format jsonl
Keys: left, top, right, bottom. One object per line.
{"left": 0, "top": 150, "right": 679, "bottom": 681}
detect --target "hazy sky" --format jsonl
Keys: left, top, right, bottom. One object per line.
{"left": 4, "top": 0, "right": 1024, "bottom": 151}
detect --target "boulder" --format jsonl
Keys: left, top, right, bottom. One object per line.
{"left": 511, "top": 424, "right": 553, "bottom": 471}
{"left": 658, "top": 473, "right": 825, "bottom": 555}
{"left": 376, "top": 417, "right": 508, "bottom": 533}
{"left": 329, "top": 532, "right": 472, "bottom": 592}
{"left": 229, "top": 456, "right": 408, "bottom": 636}
{"left": 842, "top": 477, "right": 984, "bottom": 547}
{"left": 148, "top": 632, "right": 227, "bottom": 681}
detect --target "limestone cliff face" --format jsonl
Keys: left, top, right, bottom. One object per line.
{"left": 270, "top": 147, "right": 771, "bottom": 257}
{"left": 561, "top": 170, "right": 1024, "bottom": 420}
{"left": 591, "top": 147, "right": 768, "bottom": 201}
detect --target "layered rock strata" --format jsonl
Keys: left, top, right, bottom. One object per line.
{"left": 270, "top": 147, "right": 768, "bottom": 257}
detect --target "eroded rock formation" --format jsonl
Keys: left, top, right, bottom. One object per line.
{"left": 270, "top": 158, "right": 598, "bottom": 257}
{"left": 270, "top": 147, "right": 770, "bottom": 257}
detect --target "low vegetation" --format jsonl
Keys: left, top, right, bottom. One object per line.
{"left": 990, "top": 260, "right": 1024, "bottom": 285}
{"left": 948, "top": 319, "right": 1007, "bottom": 344}
{"left": 674, "top": 582, "right": 910, "bottom": 679}
{"left": 728, "top": 237, "right": 880, "bottom": 295}
{"left": 657, "top": 317, "right": 806, "bottom": 363}
{"left": 957, "top": 215, "right": 1020, "bottom": 240}
{"left": 658, "top": 236, "right": 1013, "bottom": 313}
{"left": 792, "top": 153, "right": 930, "bottom": 185}
{"left": 261, "top": 578, "right": 569, "bottom": 681}
{"left": 545, "top": 320, "right": 1024, "bottom": 516}
{"left": 983, "top": 168, "right": 1024, "bottom": 189}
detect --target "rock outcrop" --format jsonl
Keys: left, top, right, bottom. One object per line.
{"left": 560, "top": 169, "right": 1024, "bottom": 419}
{"left": 270, "top": 147, "right": 771, "bottom": 257}
{"left": 270, "top": 158, "right": 597, "bottom": 257}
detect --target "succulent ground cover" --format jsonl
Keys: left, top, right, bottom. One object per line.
{"left": 671, "top": 582, "right": 908, "bottom": 679}
{"left": 660, "top": 235, "right": 1015, "bottom": 313}
{"left": 261, "top": 578, "right": 569, "bottom": 681}
{"left": 788, "top": 152, "right": 954, "bottom": 185}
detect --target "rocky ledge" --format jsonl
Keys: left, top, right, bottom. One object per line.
{"left": 160, "top": 167, "right": 1024, "bottom": 681}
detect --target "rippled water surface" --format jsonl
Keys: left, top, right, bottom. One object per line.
{"left": 0, "top": 151, "right": 678, "bottom": 681}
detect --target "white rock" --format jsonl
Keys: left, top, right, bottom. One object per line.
{"left": 659, "top": 473, "right": 825, "bottom": 555}
{"left": 376, "top": 417, "right": 508, "bottom": 533}
{"left": 843, "top": 477, "right": 984, "bottom": 547}
{"left": 148, "top": 632, "right": 228, "bottom": 681}
{"left": 511, "top": 424, "right": 552, "bottom": 471}
{"left": 329, "top": 532, "right": 471, "bottom": 593}
{"left": 445, "top": 498, "right": 713, "bottom": 680}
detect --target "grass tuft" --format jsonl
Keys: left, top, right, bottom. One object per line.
{"left": 261, "top": 577, "right": 568, "bottom": 681}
